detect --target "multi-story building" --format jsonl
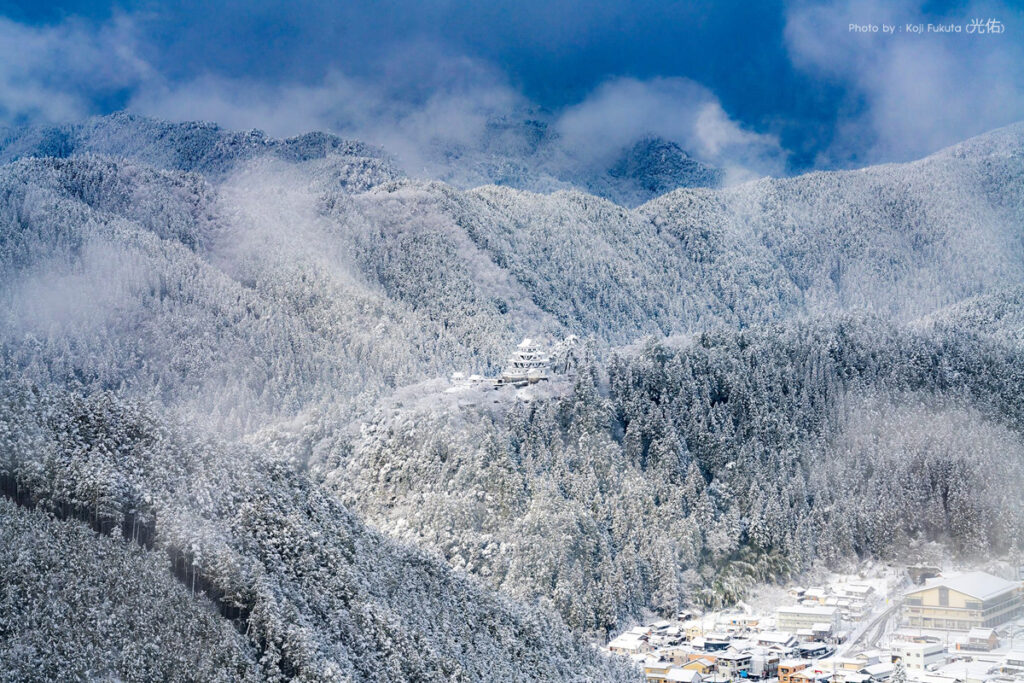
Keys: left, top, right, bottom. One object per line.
{"left": 961, "top": 627, "right": 999, "bottom": 651}
{"left": 750, "top": 653, "right": 780, "bottom": 680}
{"left": 776, "top": 605, "right": 841, "bottom": 633}
{"left": 1003, "top": 651, "right": 1024, "bottom": 676}
{"left": 892, "top": 640, "right": 946, "bottom": 670}
{"left": 499, "top": 338, "right": 550, "bottom": 385}
{"left": 901, "top": 571, "right": 1022, "bottom": 631}
{"left": 715, "top": 652, "right": 751, "bottom": 678}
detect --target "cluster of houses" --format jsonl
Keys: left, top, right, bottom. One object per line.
{"left": 605, "top": 571, "right": 1024, "bottom": 683}
{"left": 787, "top": 583, "right": 877, "bottom": 624}
{"left": 607, "top": 620, "right": 1024, "bottom": 683}
{"left": 606, "top": 610, "right": 849, "bottom": 683}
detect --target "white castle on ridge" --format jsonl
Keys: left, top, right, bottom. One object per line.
{"left": 450, "top": 336, "right": 578, "bottom": 389}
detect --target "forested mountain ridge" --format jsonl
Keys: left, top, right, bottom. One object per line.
{"left": 3, "top": 115, "right": 1022, "bottom": 382}
{"left": 0, "top": 112, "right": 398, "bottom": 181}
{"left": 0, "top": 112, "right": 721, "bottom": 207}
{"left": 5, "top": 117, "right": 1022, "bottom": 437}
{"left": 916, "top": 286, "right": 1024, "bottom": 348}
{"left": 638, "top": 121, "right": 1024, "bottom": 320}
{"left": 1, "top": 114, "right": 1023, "bottom": 677}
{"left": 0, "top": 496, "right": 260, "bottom": 681}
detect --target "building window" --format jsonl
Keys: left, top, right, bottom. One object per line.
{"left": 939, "top": 587, "right": 949, "bottom": 607}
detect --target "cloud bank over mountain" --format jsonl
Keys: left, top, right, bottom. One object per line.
{"left": 3, "top": 1, "right": 1021, "bottom": 187}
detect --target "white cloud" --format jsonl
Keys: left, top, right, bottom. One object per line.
{"left": 554, "top": 77, "right": 787, "bottom": 182}
{"left": 785, "top": 0, "right": 1024, "bottom": 165}
{"left": 0, "top": 14, "right": 786, "bottom": 186}
{"left": 128, "top": 72, "right": 361, "bottom": 138}
{"left": 2, "top": 4, "right": 1020, "bottom": 181}
{"left": 0, "top": 15, "right": 152, "bottom": 126}
{"left": 127, "top": 51, "right": 529, "bottom": 179}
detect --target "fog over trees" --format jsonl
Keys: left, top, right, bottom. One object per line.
{"left": 1, "top": 113, "right": 1023, "bottom": 678}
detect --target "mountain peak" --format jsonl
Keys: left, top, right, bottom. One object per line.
{"left": 607, "top": 136, "right": 723, "bottom": 195}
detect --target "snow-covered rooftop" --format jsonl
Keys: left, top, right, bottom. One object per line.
{"left": 663, "top": 669, "right": 702, "bottom": 683}
{"left": 608, "top": 631, "right": 648, "bottom": 649}
{"left": 778, "top": 605, "right": 839, "bottom": 616}
{"left": 909, "top": 571, "right": 1020, "bottom": 600}
{"left": 967, "top": 627, "right": 995, "bottom": 639}
{"left": 860, "top": 662, "right": 894, "bottom": 676}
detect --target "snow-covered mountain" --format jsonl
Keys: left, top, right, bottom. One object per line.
{"left": 331, "top": 316, "right": 1024, "bottom": 635}
{"left": 0, "top": 113, "right": 398, "bottom": 180}
{"left": 0, "top": 111, "right": 723, "bottom": 207}
{"left": 603, "top": 136, "right": 723, "bottom": 201}
{"left": 1, "top": 113, "right": 1023, "bottom": 678}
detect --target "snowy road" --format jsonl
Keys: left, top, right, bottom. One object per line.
{"left": 839, "top": 600, "right": 899, "bottom": 655}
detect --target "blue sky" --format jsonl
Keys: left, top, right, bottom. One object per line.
{"left": 1, "top": 0, "right": 1022, "bottom": 175}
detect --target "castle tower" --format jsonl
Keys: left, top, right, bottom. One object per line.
{"left": 500, "top": 338, "right": 550, "bottom": 385}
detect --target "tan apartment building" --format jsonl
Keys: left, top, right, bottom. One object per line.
{"left": 901, "top": 571, "right": 1022, "bottom": 631}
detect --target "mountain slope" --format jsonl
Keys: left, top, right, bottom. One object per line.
{"left": 601, "top": 137, "right": 723, "bottom": 204}
{"left": 2, "top": 114, "right": 1024, "bottom": 674}
{"left": 0, "top": 498, "right": 259, "bottom": 682}
{"left": 0, "top": 379, "right": 638, "bottom": 682}
{"left": 916, "top": 286, "right": 1024, "bottom": 348}
{"left": 639, "top": 122, "right": 1024, "bottom": 320}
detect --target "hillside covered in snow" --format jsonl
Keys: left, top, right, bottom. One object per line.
{"left": 2, "top": 113, "right": 1024, "bottom": 677}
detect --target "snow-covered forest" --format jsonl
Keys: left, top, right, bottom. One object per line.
{"left": 1, "top": 113, "right": 1023, "bottom": 678}
{"left": 0, "top": 380, "right": 636, "bottom": 681}
{"left": 333, "top": 318, "right": 1024, "bottom": 636}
